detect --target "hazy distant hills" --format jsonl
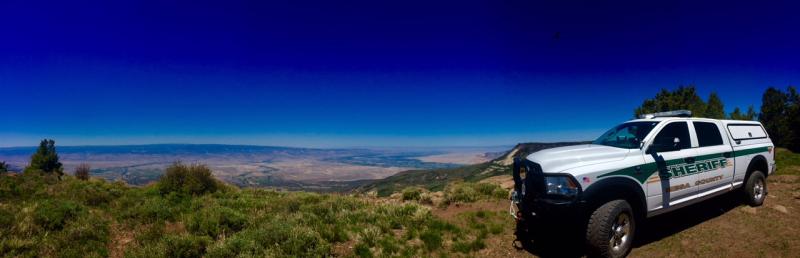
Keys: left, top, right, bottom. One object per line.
{"left": 353, "top": 141, "right": 590, "bottom": 196}
{"left": 0, "top": 144, "right": 507, "bottom": 190}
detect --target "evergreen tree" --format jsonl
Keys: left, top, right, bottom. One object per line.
{"left": 0, "top": 161, "right": 7, "bottom": 174}
{"left": 759, "top": 88, "right": 789, "bottom": 147}
{"left": 729, "top": 107, "right": 745, "bottom": 120}
{"left": 704, "top": 92, "right": 725, "bottom": 119}
{"left": 634, "top": 85, "right": 708, "bottom": 118}
{"left": 24, "top": 139, "right": 63, "bottom": 175}
{"left": 745, "top": 105, "right": 757, "bottom": 121}
{"left": 786, "top": 86, "right": 800, "bottom": 151}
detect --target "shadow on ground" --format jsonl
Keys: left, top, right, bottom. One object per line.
{"left": 512, "top": 191, "right": 743, "bottom": 257}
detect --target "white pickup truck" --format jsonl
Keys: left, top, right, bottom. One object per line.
{"left": 511, "top": 110, "right": 776, "bottom": 257}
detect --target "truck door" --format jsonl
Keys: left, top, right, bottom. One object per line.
{"left": 692, "top": 121, "right": 734, "bottom": 194}
{"left": 644, "top": 121, "right": 698, "bottom": 211}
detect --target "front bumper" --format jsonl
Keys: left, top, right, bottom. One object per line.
{"left": 511, "top": 158, "right": 587, "bottom": 228}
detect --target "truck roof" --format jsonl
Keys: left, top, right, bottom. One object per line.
{"left": 626, "top": 117, "right": 763, "bottom": 125}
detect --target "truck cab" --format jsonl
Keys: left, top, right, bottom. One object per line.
{"left": 511, "top": 110, "right": 775, "bottom": 258}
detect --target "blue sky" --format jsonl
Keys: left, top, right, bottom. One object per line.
{"left": 1, "top": 1, "right": 798, "bottom": 147}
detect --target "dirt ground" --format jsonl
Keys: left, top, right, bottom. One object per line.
{"left": 434, "top": 175, "right": 800, "bottom": 257}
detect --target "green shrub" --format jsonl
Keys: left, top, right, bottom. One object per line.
{"left": 50, "top": 213, "right": 110, "bottom": 258}
{"left": 0, "top": 161, "right": 7, "bottom": 174}
{"left": 164, "top": 234, "right": 213, "bottom": 258}
{"left": 354, "top": 242, "right": 373, "bottom": 258}
{"left": 419, "top": 229, "right": 443, "bottom": 251}
{"left": 34, "top": 199, "right": 84, "bottom": 230}
{"left": 401, "top": 187, "right": 423, "bottom": 201}
{"left": 0, "top": 207, "right": 14, "bottom": 234}
{"left": 186, "top": 205, "right": 247, "bottom": 239}
{"left": 443, "top": 182, "right": 507, "bottom": 205}
{"left": 157, "top": 162, "right": 219, "bottom": 196}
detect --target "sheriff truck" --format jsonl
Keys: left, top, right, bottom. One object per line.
{"left": 511, "top": 110, "right": 775, "bottom": 257}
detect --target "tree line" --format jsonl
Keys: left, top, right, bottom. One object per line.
{"left": 634, "top": 85, "right": 799, "bottom": 151}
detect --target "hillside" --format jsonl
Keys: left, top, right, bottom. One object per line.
{"left": 0, "top": 170, "right": 512, "bottom": 257}
{"left": 355, "top": 142, "right": 589, "bottom": 196}
{"left": 1, "top": 148, "right": 799, "bottom": 257}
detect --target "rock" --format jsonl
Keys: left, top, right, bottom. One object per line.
{"left": 740, "top": 206, "right": 757, "bottom": 214}
{"left": 773, "top": 205, "right": 789, "bottom": 214}
{"left": 792, "top": 192, "right": 800, "bottom": 199}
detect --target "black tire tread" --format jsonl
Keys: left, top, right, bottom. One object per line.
{"left": 743, "top": 170, "right": 766, "bottom": 207}
{"left": 586, "top": 199, "right": 633, "bottom": 258}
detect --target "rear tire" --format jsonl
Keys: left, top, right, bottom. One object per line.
{"left": 744, "top": 170, "right": 767, "bottom": 206}
{"left": 586, "top": 200, "right": 635, "bottom": 258}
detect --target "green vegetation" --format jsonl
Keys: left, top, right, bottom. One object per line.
{"left": 360, "top": 162, "right": 509, "bottom": 196}
{"left": 634, "top": 85, "right": 755, "bottom": 120}
{"left": 760, "top": 86, "right": 799, "bottom": 152}
{"left": 634, "top": 86, "right": 800, "bottom": 152}
{"left": 157, "top": 162, "right": 219, "bottom": 195}
{"left": 442, "top": 182, "right": 508, "bottom": 205}
{"left": 776, "top": 148, "right": 800, "bottom": 176}
{"left": 0, "top": 163, "right": 496, "bottom": 257}
{"left": 24, "top": 139, "right": 64, "bottom": 175}
{"left": 0, "top": 161, "right": 7, "bottom": 174}
{"left": 729, "top": 105, "right": 757, "bottom": 120}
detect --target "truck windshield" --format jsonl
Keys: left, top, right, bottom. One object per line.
{"left": 593, "top": 122, "right": 659, "bottom": 149}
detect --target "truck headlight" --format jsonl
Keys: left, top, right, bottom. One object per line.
{"left": 544, "top": 175, "right": 580, "bottom": 199}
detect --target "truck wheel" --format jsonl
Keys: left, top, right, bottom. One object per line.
{"left": 586, "top": 200, "right": 635, "bottom": 258}
{"left": 744, "top": 171, "right": 767, "bottom": 206}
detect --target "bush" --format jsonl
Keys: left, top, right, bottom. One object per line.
{"left": 0, "top": 161, "right": 8, "bottom": 174}
{"left": 49, "top": 213, "right": 110, "bottom": 257}
{"left": 158, "top": 162, "right": 219, "bottom": 196}
{"left": 34, "top": 199, "right": 84, "bottom": 230}
{"left": 186, "top": 205, "right": 247, "bottom": 239}
{"left": 419, "top": 229, "right": 443, "bottom": 251}
{"left": 401, "top": 187, "right": 423, "bottom": 201}
{"left": 74, "top": 163, "right": 90, "bottom": 181}
{"left": 443, "top": 182, "right": 507, "bottom": 205}
{"left": 164, "top": 234, "right": 213, "bottom": 258}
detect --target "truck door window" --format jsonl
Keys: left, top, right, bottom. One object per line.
{"left": 651, "top": 122, "right": 691, "bottom": 151}
{"left": 693, "top": 122, "right": 723, "bottom": 147}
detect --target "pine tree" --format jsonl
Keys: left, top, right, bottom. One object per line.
{"left": 759, "top": 87, "right": 791, "bottom": 148}
{"left": 745, "top": 105, "right": 757, "bottom": 121}
{"left": 24, "top": 139, "right": 63, "bottom": 175}
{"left": 786, "top": 86, "right": 800, "bottom": 151}
{"left": 634, "top": 85, "right": 709, "bottom": 118}
{"left": 705, "top": 92, "right": 725, "bottom": 119}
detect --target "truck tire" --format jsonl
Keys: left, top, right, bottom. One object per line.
{"left": 744, "top": 170, "right": 767, "bottom": 206}
{"left": 586, "top": 200, "right": 635, "bottom": 258}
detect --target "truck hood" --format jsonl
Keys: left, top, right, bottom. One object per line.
{"left": 526, "top": 144, "right": 631, "bottom": 172}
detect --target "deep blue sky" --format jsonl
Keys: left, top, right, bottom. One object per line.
{"left": 1, "top": 1, "right": 798, "bottom": 147}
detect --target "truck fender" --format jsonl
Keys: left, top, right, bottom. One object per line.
{"left": 581, "top": 177, "right": 647, "bottom": 219}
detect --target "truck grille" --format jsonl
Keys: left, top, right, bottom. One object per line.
{"left": 513, "top": 158, "right": 544, "bottom": 200}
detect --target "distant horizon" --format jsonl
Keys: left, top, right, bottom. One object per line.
{"left": 0, "top": 137, "right": 589, "bottom": 149}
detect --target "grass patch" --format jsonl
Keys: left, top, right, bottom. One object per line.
{"left": 776, "top": 148, "right": 800, "bottom": 175}
{"left": 443, "top": 182, "right": 507, "bottom": 205}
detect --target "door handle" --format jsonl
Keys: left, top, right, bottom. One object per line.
{"left": 684, "top": 157, "right": 696, "bottom": 163}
